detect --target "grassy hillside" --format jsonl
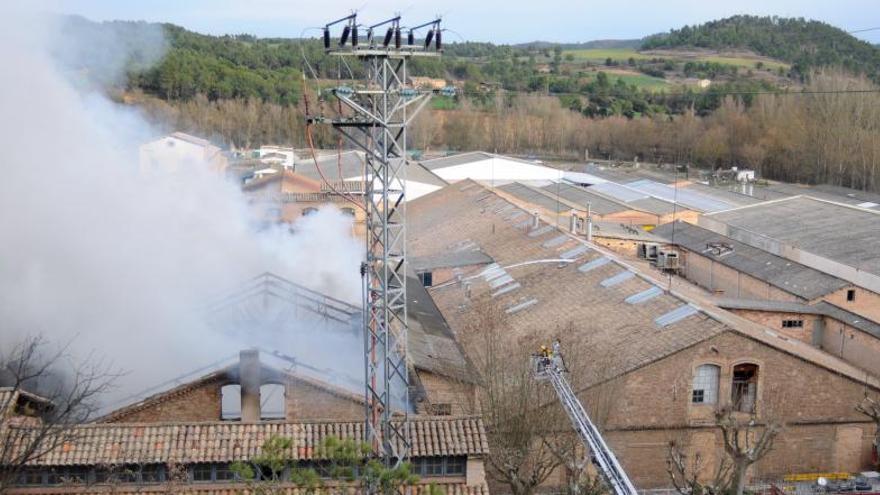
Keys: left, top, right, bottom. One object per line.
{"left": 642, "top": 15, "right": 880, "bottom": 81}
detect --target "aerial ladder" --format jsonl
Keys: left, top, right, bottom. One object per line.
{"left": 533, "top": 346, "right": 639, "bottom": 495}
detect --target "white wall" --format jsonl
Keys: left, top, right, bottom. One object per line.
{"left": 432, "top": 157, "right": 562, "bottom": 184}
{"left": 343, "top": 177, "right": 441, "bottom": 200}
{"left": 139, "top": 136, "right": 208, "bottom": 175}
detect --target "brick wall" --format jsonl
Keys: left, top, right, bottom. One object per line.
{"left": 726, "top": 309, "right": 880, "bottom": 377}
{"left": 578, "top": 330, "right": 878, "bottom": 488}
{"left": 726, "top": 309, "right": 818, "bottom": 344}
{"left": 823, "top": 286, "right": 880, "bottom": 322}
{"left": 285, "top": 379, "right": 363, "bottom": 422}
{"left": 417, "top": 371, "right": 478, "bottom": 415}
{"left": 106, "top": 380, "right": 223, "bottom": 423}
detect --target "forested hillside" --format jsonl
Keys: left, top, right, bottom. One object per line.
{"left": 642, "top": 15, "right": 880, "bottom": 81}
{"left": 54, "top": 15, "right": 880, "bottom": 193}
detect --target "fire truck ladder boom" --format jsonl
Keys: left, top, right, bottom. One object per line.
{"left": 535, "top": 358, "right": 638, "bottom": 495}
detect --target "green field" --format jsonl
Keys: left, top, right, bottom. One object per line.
{"left": 698, "top": 55, "right": 789, "bottom": 70}
{"left": 564, "top": 48, "right": 789, "bottom": 71}
{"left": 565, "top": 48, "right": 652, "bottom": 61}
{"left": 580, "top": 71, "right": 670, "bottom": 91}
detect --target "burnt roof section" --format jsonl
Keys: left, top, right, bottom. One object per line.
{"left": 652, "top": 221, "right": 850, "bottom": 300}
{"left": 406, "top": 271, "right": 478, "bottom": 383}
{"left": 411, "top": 251, "right": 494, "bottom": 272}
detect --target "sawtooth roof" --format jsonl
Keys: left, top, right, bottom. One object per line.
{"left": 539, "top": 183, "right": 628, "bottom": 215}
{"left": 408, "top": 180, "right": 880, "bottom": 390}
{"left": 651, "top": 221, "right": 851, "bottom": 300}
{"left": 3, "top": 415, "right": 488, "bottom": 466}
{"left": 408, "top": 180, "right": 729, "bottom": 387}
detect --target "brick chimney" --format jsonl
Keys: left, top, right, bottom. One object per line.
{"left": 239, "top": 349, "right": 261, "bottom": 422}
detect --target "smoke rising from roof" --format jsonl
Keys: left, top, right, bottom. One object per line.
{"left": 0, "top": 5, "right": 364, "bottom": 407}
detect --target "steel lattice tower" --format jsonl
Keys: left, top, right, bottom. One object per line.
{"left": 309, "top": 14, "right": 444, "bottom": 465}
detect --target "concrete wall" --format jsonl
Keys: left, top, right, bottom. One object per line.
{"left": 582, "top": 330, "right": 878, "bottom": 488}
{"left": 680, "top": 249, "right": 803, "bottom": 302}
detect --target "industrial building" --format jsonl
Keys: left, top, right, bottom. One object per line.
{"left": 700, "top": 196, "right": 880, "bottom": 322}
{"left": 139, "top": 132, "right": 229, "bottom": 176}
{"left": 240, "top": 150, "right": 447, "bottom": 232}
{"left": 419, "top": 152, "right": 565, "bottom": 186}
{"left": 0, "top": 274, "right": 487, "bottom": 494}
{"left": 407, "top": 180, "right": 880, "bottom": 489}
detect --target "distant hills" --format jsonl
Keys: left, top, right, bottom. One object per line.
{"left": 515, "top": 39, "right": 641, "bottom": 50}
{"left": 642, "top": 15, "right": 880, "bottom": 80}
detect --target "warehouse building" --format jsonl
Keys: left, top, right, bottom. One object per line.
{"left": 408, "top": 180, "right": 880, "bottom": 489}
{"left": 701, "top": 196, "right": 880, "bottom": 322}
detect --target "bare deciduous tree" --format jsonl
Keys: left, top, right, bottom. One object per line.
{"left": 856, "top": 394, "right": 880, "bottom": 469}
{"left": 0, "top": 335, "right": 121, "bottom": 491}
{"left": 666, "top": 406, "right": 782, "bottom": 495}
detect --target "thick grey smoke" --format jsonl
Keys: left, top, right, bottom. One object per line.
{"left": 0, "top": 6, "right": 364, "bottom": 407}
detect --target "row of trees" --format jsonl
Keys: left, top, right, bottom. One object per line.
{"left": 131, "top": 69, "right": 880, "bottom": 192}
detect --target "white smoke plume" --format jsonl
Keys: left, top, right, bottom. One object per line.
{"left": 0, "top": 5, "right": 364, "bottom": 407}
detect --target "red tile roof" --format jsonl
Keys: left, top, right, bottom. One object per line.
{"left": 4, "top": 416, "right": 488, "bottom": 466}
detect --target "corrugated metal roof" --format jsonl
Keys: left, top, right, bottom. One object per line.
{"left": 627, "top": 179, "right": 733, "bottom": 213}
{"left": 600, "top": 271, "right": 635, "bottom": 288}
{"left": 560, "top": 245, "right": 590, "bottom": 260}
{"left": 652, "top": 221, "right": 850, "bottom": 300}
{"left": 492, "top": 282, "right": 521, "bottom": 297}
{"left": 506, "top": 298, "right": 538, "bottom": 314}
{"left": 625, "top": 286, "right": 663, "bottom": 304}
{"left": 590, "top": 182, "right": 649, "bottom": 202}
{"left": 655, "top": 304, "right": 699, "bottom": 327}
{"left": 528, "top": 225, "right": 554, "bottom": 237}
{"left": 542, "top": 235, "right": 570, "bottom": 248}
{"left": 578, "top": 257, "right": 610, "bottom": 272}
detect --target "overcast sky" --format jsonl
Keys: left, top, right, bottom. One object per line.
{"left": 46, "top": 0, "right": 880, "bottom": 44}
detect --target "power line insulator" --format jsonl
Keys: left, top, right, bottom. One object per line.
{"left": 436, "top": 29, "right": 442, "bottom": 50}
{"left": 323, "top": 28, "right": 331, "bottom": 49}
{"left": 407, "top": 30, "right": 415, "bottom": 46}
{"left": 424, "top": 29, "right": 434, "bottom": 48}
{"left": 340, "top": 25, "right": 350, "bottom": 46}
{"left": 394, "top": 28, "right": 401, "bottom": 48}
{"left": 352, "top": 26, "right": 359, "bottom": 46}
{"left": 383, "top": 27, "right": 394, "bottom": 47}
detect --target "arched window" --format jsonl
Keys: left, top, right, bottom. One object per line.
{"left": 341, "top": 207, "right": 356, "bottom": 217}
{"left": 220, "top": 384, "right": 241, "bottom": 421}
{"left": 692, "top": 364, "right": 720, "bottom": 404}
{"left": 302, "top": 207, "right": 318, "bottom": 216}
{"left": 731, "top": 363, "right": 759, "bottom": 413}
{"left": 260, "top": 384, "right": 286, "bottom": 420}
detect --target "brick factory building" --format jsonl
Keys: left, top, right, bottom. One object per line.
{"left": 407, "top": 180, "right": 880, "bottom": 489}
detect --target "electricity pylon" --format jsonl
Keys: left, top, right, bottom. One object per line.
{"left": 307, "top": 13, "right": 447, "bottom": 465}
